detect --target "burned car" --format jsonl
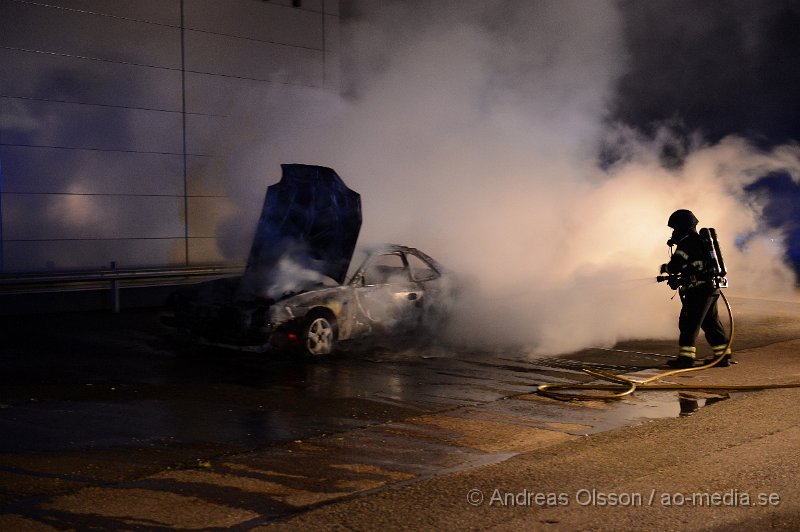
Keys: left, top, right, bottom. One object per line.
{"left": 167, "top": 164, "right": 453, "bottom": 355}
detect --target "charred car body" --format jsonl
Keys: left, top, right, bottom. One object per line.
{"left": 167, "top": 165, "right": 452, "bottom": 355}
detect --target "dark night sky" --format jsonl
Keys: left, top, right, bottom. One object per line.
{"left": 610, "top": 0, "right": 800, "bottom": 149}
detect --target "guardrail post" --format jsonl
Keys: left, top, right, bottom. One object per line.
{"left": 110, "top": 261, "right": 120, "bottom": 314}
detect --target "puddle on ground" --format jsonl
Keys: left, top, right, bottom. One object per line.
{"left": 583, "top": 389, "right": 742, "bottom": 432}
{"left": 515, "top": 388, "right": 741, "bottom": 436}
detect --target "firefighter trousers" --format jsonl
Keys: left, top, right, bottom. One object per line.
{"left": 678, "top": 287, "right": 728, "bottom": 349}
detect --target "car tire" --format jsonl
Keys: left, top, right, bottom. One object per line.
{"left": 301, "top": 313, "right": 337, "bottom": 356}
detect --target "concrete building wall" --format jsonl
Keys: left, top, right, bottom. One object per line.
{"left": 0, "top": 0, "right": 339, "bottom": 272}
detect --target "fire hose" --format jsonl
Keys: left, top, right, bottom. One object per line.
{"left": 536, "top": 291, "right": 800, "bottom": 400}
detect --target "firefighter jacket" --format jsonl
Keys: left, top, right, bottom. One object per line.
{"left": 666, "top": 231, "right": 710, "bottom": 293}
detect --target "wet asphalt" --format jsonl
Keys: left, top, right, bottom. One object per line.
{"left": 0, "top": 308, "right": 666, "bottom": 455}
{"left": 2, "top": 296, "right": 800, "bottom": 527}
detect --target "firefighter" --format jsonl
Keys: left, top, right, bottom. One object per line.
{"left": 660, "top": 209, "right": 732, "bottom": 368}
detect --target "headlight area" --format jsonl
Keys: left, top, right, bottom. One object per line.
{"left": 268, "top": 304, "right": 298, "bottom": 328}
{"left": 267, "top": 302, "right": 342, "bottom": 351}
{"left": 266, "top": 305, "right": 306, "bottom": 349}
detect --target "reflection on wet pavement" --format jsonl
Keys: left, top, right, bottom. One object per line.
{"left": 0, "top": 310, "right": 738, "bottom": 527}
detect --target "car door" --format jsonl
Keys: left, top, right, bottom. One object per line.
{"left": 351, "top": 252, "right": 424, "bottom": 336}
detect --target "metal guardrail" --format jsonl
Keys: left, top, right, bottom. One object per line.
{"left": 0, "top": 263, "right": 245, "bottom": 313}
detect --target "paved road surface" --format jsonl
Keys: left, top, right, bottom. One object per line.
{"left": 1, "top": 295, "right": 799, "bottom": 529}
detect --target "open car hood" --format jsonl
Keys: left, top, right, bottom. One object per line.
{"left": 237, "top": 164, "right": 362, "bottom": 299}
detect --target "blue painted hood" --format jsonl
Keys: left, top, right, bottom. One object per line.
{"left": 237, "top": 164, "right": 362, "bottom": 299}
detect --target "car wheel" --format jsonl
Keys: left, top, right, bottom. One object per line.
{"left": 302, "top": 314, "right": 336, "bottom": 356}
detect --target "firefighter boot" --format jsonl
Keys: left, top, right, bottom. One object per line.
{"left": 667, "top": 346, "right": 696, "bottom": 369}
{"left": 704, "top": 344, "right": 734, "bottom": 367}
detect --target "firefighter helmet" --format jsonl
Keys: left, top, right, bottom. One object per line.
{"left": 667, "top": 209, "right": 698, "bottom": 232}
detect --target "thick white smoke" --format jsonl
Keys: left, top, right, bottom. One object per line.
{"left": 216, "top": 0, "right": 800, "bottom": 355}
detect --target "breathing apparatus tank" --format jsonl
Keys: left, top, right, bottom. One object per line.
{"left": 657, "top": 226, "right": 729, "bottom": 289}
{"left": 699, "top": 227, "right": 728, "bottom": 289}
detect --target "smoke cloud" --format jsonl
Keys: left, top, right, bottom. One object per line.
{"left": 215, "top": 0, "right": 800, "bottom": 355}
